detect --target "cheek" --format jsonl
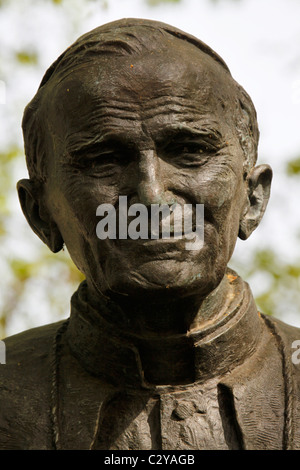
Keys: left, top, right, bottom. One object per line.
{"left": 167, "top": 163, "right": 242, "bottom": 213}
{"left": 46, "top": 176, "right": 116, "bottom": 277}
{"left": 203, "top": 168, "right": 244, "bottom": 242}
{"left": 165, "top": 162, "right": 245, "bottom": 263}
{"left": 49, "top": 172, "right": 121, "bottom": 237}
{"left": 202, "top": 168, "right": 239, "bottom": 209}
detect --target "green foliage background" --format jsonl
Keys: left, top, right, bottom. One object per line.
{"left": 0, "top": 0, "right": 299, "bottom": 338}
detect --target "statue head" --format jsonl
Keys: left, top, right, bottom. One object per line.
{"left": 17, "top": 18, "right": 272, "bottom": 302}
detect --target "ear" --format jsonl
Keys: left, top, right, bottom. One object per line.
{"left": 17, "top": 179, "right": 64, "bottom": 253}
{"left": 238, "top": 164, "right": 273, "bottom": 240}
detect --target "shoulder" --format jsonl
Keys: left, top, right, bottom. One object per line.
{"left": 0, "top": 320, "right": 67, "bottom": 449}
{"left": 261, "top": 314, "right": 300, "bottom": 448}
{"left": 261, "top": 314, "right": 300, "bottom": 346}
{"left": 2, "top": 319, "right": 66, "bottom": 370}
{"left": 260, "top": 314, "right": 300, "bottom": 372}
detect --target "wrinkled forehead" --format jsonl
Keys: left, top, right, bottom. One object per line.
{"left": 45, "top": 36, "right": 237, "bottom": 136}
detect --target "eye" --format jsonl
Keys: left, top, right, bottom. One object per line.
{"left": 72, "top": 148, "right": 130, "bottom": 178}
{"left": 87, "top": 153, "right": 126, "bottom": 177}
{"left": 182, "top": 143, "right": 206, "bottom": 154}
{"left": 90, "top": 160, "right": 120, "bottom": 176}
{"left": 164, "top": 141, "right": 217, "bottom": 168}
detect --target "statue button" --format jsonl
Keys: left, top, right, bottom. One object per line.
{"left": 172, "top": 398, "right": 206, "bottom": 420}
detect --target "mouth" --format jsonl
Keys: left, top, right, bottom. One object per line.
{"left": 96, "top": 198, "right": 207, "bottom": 257}
{"left": 112, "top": 226, "right": 205, "bottom": 262}
{"left": 115, "top": 233, "right": 186, "bottom": 248}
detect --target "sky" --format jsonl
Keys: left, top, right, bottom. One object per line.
{"left": 0, "top": 0, "right": 300, "bottom": 333}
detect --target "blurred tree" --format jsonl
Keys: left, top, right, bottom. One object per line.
{"left": 147, "top": 0, "right": 182, "bottom": 6}
{"left": 287, "top": 156, "right": 300, "bottom": 176}
{"left": 231, "top": 248, "right": 300, "bottom": 322}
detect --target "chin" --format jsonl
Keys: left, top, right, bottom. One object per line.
{"left": 101, "top": 256, "right": 222, "bottom": 302}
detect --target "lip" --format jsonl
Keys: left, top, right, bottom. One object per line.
{"left": 112, "top": 217, "right": 207, "bottom": 245}
{"left": 116, "top": 235, "right": 187, "bottom": 246}
{"left": 128, "top": 236, "right": 187, "bottom": 246}
{"left": 113, "top": 232, "right": 201, "bottom": 257}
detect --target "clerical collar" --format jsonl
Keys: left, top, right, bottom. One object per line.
{"left": 66, "top": 270, "right": 263, "bottom": 390}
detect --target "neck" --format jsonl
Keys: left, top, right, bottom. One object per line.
{"left": 76, "top": 271, "right": 238, "bottom": 385}
{"left": 67, "top": 269, "right": 260, "bottom": 387}
{"left": 86, "top": 273, "right": 233, "bottom": 338}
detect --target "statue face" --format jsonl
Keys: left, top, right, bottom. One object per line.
{"left": 42, "top": 38, "right": 249, "bottom": 300}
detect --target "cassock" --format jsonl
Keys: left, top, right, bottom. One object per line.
{"left": 0, "top": 271, "right": 300, "bottom": 450}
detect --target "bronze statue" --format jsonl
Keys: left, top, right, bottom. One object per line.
{"left": 1, "top": 18, "right": 300, "bottom": 450}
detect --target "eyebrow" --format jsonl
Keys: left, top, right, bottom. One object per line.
{"left": 155, "top": 124, "right": 223, "bottom": 146}
{"left": 66, "top": 132, "right": 126, "bottom": 157}
{"left": 66, "top": 123, "right": 224, "bottom": 157}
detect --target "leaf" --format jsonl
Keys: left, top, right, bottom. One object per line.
{"left": 0, "top": 145, "right": 21, "bottom": 164}
{"left": 286, "top": 157, "right": 300, "bottom": 176}
{"left": 15, "top": 51, "right": 38, "bottom": 65}
{"left": 10, "top": 259, "right": 37, "bottom": 282}
{"left": 147, "top": 0, "right": 182, "bottom": 6}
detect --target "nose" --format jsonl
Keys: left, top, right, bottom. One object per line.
{"left": 137, "top": 149, "right": 171, "bottom": 206}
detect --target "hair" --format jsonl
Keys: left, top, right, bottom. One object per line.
{"left": 22, "top": 18, "right": 259, "bottom": 183}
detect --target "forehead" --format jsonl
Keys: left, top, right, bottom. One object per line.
{"left": 46, "top": 38, "right": 237, "bottom": 142}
